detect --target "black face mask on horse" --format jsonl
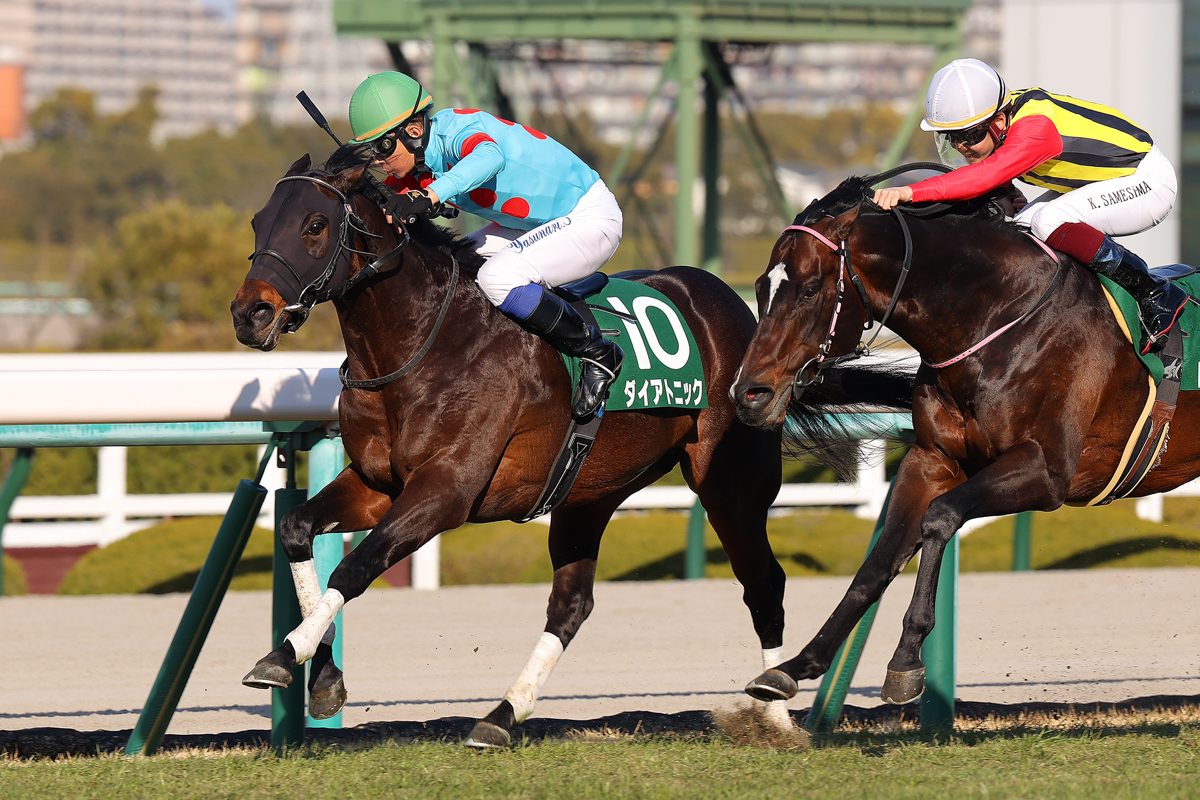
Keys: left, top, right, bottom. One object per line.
{"left": 244, "top": 157, "right": 409, "bottom": 344}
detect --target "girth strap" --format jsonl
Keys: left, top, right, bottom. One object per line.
{"left": 1089, "top": 321, "right": 1183, "bottom": 505}
{"left": 517, "top": 297, "right": 607, "bottom": 523}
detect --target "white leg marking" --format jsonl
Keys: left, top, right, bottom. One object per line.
{"left": 502, "top": 632, "right": 565, "bottom": 723}
{"left": 290, "top": 560, "right": 323, "bottom": 617}
{"left": 762, "top": 646, "right": 787, "bottom": 671}
{"left": 760, "top": 646, "right": 796, "bottom": 728}
{"left": 291, "top": 559, "right": 338, "bottom": 647}
{"left": 764, "top": 262, "right": 789, "bottom": 315}
{"left": 285, "top": 588, "right": 345, "bottom": 664}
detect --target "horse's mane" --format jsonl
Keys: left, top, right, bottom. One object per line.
{"left": 795, "top": 174, "right": 1016, "bottom": 229}
{"left": 319, "top": 144, "right": 485, "bottom": 275}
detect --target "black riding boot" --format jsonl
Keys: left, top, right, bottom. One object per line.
{"left": 1088, "top": 236, "right": 1189, "bottom": 354}
{"left": 512, "top": 289, "right": 623, "bottom": 419}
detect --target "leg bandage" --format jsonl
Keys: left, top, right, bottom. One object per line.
{"left": 502, "top": 632, "right": 565, "bottom": 723}
{"left": 285, "top": 588, "right": 345, "bottom": 664}
{"left": 290, "top": 560, "right": 337, "bottom": 649}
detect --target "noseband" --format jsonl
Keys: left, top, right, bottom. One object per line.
{"left": 248, "top": 174, "right": 409, "bottom": 333}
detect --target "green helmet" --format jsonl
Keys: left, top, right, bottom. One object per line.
{"left": 348, "top": 72, "right": 433, "bottom": 144}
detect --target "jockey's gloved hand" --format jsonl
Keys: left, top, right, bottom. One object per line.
{"left": 385, "top": 188, "right": 444, "bottom": 225}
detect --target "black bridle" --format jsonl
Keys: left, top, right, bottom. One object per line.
{"left": 247, "top": 172, "right": 462, "bottom": 391}
{"left": 248, "top": 174, "right": 409, "bottom": 336}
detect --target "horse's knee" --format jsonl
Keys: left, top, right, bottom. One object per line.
{"left": 921, "top": 498, "right": 963, "bottom": 548}
{"left": 279, "top": 506, "right": 314, "bottom": 561}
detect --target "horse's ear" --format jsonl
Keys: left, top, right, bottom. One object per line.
{"left": 331, "top": 164, "right": 368, "bottom": 195}
{"left": 285, "top": 154, "right": 311, "bottom": 177}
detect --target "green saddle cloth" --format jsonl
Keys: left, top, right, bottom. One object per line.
{"left": 1098, "top": 273, "right": 1200, "bottom": 388}
{"left": 561, "top": 277, "right": 708, "bottom": 412}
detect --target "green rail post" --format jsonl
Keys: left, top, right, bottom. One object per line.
{"left": 0, "top": 447, "right": 34, "bottom": 596}
{"left": 125, "top": 441, "right": 276, "bottom": 756}
{"left": 1012, "top": 511, "right": 1032, "bottom": 571}
{"left": 684, "top": 497, "right": 707, "bottom": 579}
{"left": 920, "top": 534, "right": 958, "bottom": 731}
{"left": 306, "top": 435, "right": 345, "bottom": 729}
{"left": 804, "top": 480, "right": 895, "bottom": 733}
{"left": 272, "top": 434, "right": 307, "bottom": 750}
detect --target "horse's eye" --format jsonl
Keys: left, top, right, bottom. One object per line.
{"left": 306, "top": 220, "right": 326, "bottom": 236}
{"left": 801, "top": 287, "right": 819, "bottom": 300}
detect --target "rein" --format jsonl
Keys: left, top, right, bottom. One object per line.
{"left": 338, "top": 256, "right": 460, "bottom": 390}
{"left": 248, "top": 174, "right": 409, "bottom": 333}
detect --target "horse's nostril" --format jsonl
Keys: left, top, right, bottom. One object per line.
{"left": 250, "top": 304, "right": 275, "bottom": 326}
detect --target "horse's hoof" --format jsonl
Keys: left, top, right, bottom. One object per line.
{"left": 881, "top": 668, "right": 925, "bottom": 704}
{"left": 308, "top": 674, "right": 347, "bottom": 720}
{"left": 745, "top": 668, "right": 798, "bottom": 701}
{"left": 464, "top": 721, "right": 512, "bottom": 750}
{"left": 242, "top": 645, "right": 295, "bottom": 689}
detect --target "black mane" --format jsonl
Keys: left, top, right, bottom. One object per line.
{"left": 318, "top": 144, "right": 484, "bottom": 274}
{"left": 795, "top": 173, "right": 1016, "bottom": 229}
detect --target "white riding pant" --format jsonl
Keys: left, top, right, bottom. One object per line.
{"left": 471, "top": 179, "right": 623, "bottom": 306}
{"left": 1014, "top": 145, "right": 1177, "bottom": 240}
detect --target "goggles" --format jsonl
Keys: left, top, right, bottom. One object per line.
{"left": 944, "top": 119, "right": 993, "bottom": 147}
{"left": 370, "top": 129, "right": 401, "bottom": 160}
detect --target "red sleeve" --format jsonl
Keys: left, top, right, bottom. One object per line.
{"left": 383, "top": 172, "right": 434, "bottom": 193}
{"left": 909, "top": 115, "right": 1063, "bottom": 203}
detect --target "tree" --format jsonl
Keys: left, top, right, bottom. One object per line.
{"left": 81, "top": 201, "right": 250, "bottom": 350}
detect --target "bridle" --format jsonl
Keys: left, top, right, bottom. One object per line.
{"left": 782, "top": 164, "right": 1062, "bottom": 390}
{"left": 248, "top": 174, "right": 409, "bottom": 335}
{"left": 785, "top": 207, "right": 913, "bottom": 389}
{"left": 248, "top": 172, "right": 462, "bottom": 391}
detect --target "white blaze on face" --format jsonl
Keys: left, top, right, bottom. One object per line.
{"left": 765, "top": 262, "right": 789, "bottom": 315}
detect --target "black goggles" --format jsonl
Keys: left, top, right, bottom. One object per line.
{"left": 944, "top": 120, "right": 992, "bottom": 147}
{"left": 370, "top": 129, "right": 402, "bottom": 159}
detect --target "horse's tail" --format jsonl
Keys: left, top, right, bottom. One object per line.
{"left": 782, "top": 357, "right": 917, "bottom": 480}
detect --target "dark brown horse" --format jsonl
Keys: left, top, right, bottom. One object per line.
{"left": 733, "top": 175, "right": 1200, "bottom": 708}
{"left": 229, "top": 147, "right": 870, "bottom": 747}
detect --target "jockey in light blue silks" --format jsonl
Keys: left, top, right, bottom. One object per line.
{"left": 348, "top": 71, "right": 624, "bottom": 419}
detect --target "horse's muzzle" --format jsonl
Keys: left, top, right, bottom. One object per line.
{"left": 232, "top": 299, "right": 288, "bottom": 351}
{"left": 732, "top": 380, "right": 793, "bottom": 428}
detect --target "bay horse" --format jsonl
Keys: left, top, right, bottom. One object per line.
{"left": 732, "top": 174, "right": 1200, "bottom": 708}
{"left": 229, "top": 147, "right": 913, "bottom": 747}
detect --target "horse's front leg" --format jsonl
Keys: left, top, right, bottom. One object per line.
{"left": 466, "top": 502, "right": 617, "bottom": 749}
{"left": 881, "top": 439, "right": 1065, "bottom": 705}
{"left": 745, "top": 444, "right": 962, "bottom": 702}
{"left": 242, "top": 465, "right": 393, "bottom": 719}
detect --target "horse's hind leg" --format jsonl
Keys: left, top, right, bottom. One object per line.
{"left": 685, "top": 424, "right": 798, "bottom": 734}
{"left": 243, "top": 466, "right": 392, "bottom": 720}
{"left": 466, "top": 501, "right": 617, "bottom": 749}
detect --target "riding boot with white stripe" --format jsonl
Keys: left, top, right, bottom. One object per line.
{"left": 499, "top": 284, "right": 623, "bottom": 419}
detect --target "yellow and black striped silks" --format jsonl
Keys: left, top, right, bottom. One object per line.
{"left": 1009, "top": 88, "right": 1154, "bottom": 193}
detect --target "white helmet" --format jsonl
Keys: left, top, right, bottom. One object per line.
{"left": 920, "top": 58, "right": 1008, "bottom": 132}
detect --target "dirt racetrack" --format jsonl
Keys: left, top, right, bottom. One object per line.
{"left": 2, "top": 569, "right": 1199, "bottom": 755}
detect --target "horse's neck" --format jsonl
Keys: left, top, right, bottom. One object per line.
{"left": 336, "top": 245, "right": 466, "bottom": 379}
{"left": 861, "top": 217, "right": 1050, "bottom": 358}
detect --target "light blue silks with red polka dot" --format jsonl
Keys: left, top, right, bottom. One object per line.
{"left": 560, "top": 277, "right": 709, "bottom": 412}
{"left": 420, "top": 108, "right": 601, "bottom": 230}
